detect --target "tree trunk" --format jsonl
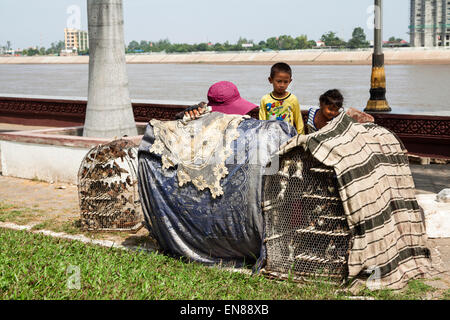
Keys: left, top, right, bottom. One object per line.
{"left": 84, "top": 0, "right": 137, "bottom": 138}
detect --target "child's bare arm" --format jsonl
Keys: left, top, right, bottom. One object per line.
{"left": 293, "top": 99, "right": 305, "bottom": 135}
{"left": 259, "top": 98, "right": 267, "bottom": 120}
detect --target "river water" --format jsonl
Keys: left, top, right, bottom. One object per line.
{"left": 0, "top": 64, "right": 449, "bottom": 116}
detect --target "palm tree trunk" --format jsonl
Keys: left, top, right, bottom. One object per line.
{"left": 84, "top": 0, "right": 137, "bottom": 138}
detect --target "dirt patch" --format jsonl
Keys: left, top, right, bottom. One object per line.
{"left": 0, "top": 175, "right": 157, "bottom": 249}
{"left": 426, "top": 237, "right": 450, "bottom": 297}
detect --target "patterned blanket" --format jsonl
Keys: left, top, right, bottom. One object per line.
{"left": 278, "top": 112, "right": 432, "bottom": 290}
{"left": 137, "top": 113, "right": 296, "bottom": 266}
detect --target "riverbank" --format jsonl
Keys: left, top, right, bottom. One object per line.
{"left": 1, "top": 48, "right": 450, "bottom": 65}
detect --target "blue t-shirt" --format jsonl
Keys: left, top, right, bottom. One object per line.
{"left": 307, "top": 107, "right": 319, "bottom": 133}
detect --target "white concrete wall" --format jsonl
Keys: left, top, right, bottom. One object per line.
{"left": 1, "top": 48, "right": 450, "bottom": 65}
{"left": 0, "top": 140, "right": 90, "bottom": 184}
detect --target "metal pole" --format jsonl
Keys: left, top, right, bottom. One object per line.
{"left": 374, "top": 0, "right": 382, "bottom": 55}
{"left": 365, "top": 0, "right": 391, "bottom": 112}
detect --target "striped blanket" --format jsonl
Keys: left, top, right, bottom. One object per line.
{"left": 278, "top": 112, "right": 432, "bottom": 290}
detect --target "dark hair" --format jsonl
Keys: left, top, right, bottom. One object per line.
{"left": 270, "top": 62, "right": 292, "bottom": 78}
{"left": 319, "top": 89, "right": 344, "bottom": 109}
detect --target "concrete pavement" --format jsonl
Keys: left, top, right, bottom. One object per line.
{"left": 410, "top": 164, "right": 450, "bottom": 194}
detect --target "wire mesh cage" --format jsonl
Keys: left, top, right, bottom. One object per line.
{"left": 78, "top": 139, "right": 143, "bottom": 232}
{"left": 261, "top": 148, "right": 351, "bottom": 283}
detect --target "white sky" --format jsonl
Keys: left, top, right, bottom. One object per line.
{"left": 0, "top": 0, "right": 410, "bottom": 49}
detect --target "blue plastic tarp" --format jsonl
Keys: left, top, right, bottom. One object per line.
{"left": 137, "top": 116, "right": 296, "bottom": 266}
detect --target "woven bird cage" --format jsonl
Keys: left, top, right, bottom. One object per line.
{"left": 78, "top": 139, "right": 143, "bottom": 232}
{"left": 261, "top": 148, "right": 351, "bottom": 283}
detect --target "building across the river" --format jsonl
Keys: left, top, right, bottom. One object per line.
{"left": 64, "top": 28, "right": 89, "bottom": 52}
{"left": 410, "top": 0, "right": 450, "bottom": 47}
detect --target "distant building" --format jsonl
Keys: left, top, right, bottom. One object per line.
{"left": 410, "top": 0, "right": 450, "bottom": 47}
{"left": 64, "top": 28, "right": 89, "bottom": 52}
{"left": 383, "top": 40, "right": 410, "bottom": 48}
{"left": 60, "top": 49, "right": 78, "bottom": 56}
{"left": 315, "top": 41, "right": 325, "bottom": 48}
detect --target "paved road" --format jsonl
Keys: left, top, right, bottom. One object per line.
{"left": 410, "top": 164, "right": 450, "bottom": 195}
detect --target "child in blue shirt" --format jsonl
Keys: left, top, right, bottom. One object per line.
{"left": 307, "top": 89, "right": 344, "bottom": 133}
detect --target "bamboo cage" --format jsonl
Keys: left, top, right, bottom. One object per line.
{"left": 261, "top": 148, "right": 351, "bottom": 283}
{"left": 78, "top": 139, "right": 143, "bottom": 232}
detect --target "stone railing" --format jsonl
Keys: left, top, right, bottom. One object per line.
{"left": 370, "top": 113, "right": 450, "bottom": 158}
{"left": 0, "top": 95, "right": 449, "bottom": 158}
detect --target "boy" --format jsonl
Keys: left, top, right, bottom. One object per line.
{"left": 259, "top": 62, "right": 305, "bottom": 135}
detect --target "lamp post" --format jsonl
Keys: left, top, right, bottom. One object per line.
{"left": 365, "top": 0, "right": 391, "bottom": 112}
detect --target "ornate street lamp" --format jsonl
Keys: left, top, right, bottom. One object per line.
{"left": 365, "top": 0, "right": 391, "bottom": 112}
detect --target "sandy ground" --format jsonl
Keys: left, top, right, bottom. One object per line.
{"left": 0, "top": 176, "right": 156, "bottom": 250}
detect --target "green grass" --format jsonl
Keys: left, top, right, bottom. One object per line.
{"left": 0, "top": 228, "right": 439, "bottom": 300}
{"left": 0, "top": 203, "right": 15, "bottom": 211}
{"left": 443, "top": 290, "right": 450, "bottom": 300}
{"left": 356, "top": 279, "right": 436, "bottom": 300}
{"left": 0, "top": 201, "right": 95, "bottom": 239}
{"left": 1, "top": 200, "right": 132, "bottom": 240}
{"left": 0, "top": 228, "right": 340, "bottom": 300}
{"left": 0, "top": 202, "right": 42, "bottom": 225}
{"left": 31, "top": 220, "right": 81, "bottom": 235}
{"left": 30, "top": 221, "right": 52, "bottom": 231}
